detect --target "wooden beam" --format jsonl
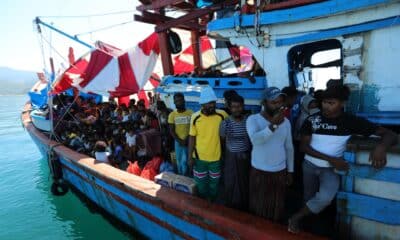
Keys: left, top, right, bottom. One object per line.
{"left": 134, "top": 15, "right": 191, "bottom": 31}
{"left": 154, "top": 1, "right": 238, "bottom": 33}
{"left": 191, "top": 31, "right": 202, "bottom": 71}
{"left": 155, "top": 8, "right": 211, "bottom": 33}
{"left": 137, "top": 0, "right": 186, "bottom": 11}
{"left": 138, "top": 0, "right": 152, "bottom": 5}
{"left": 144, "top": 11, "right": 204, "bottom": 30}
{"left": 134, "top": 13, "right": 205, "bottom": 31}
{"left": 174, "top": 2, "right": 196, "bottom": 10}
{"left": 158, "top": 32, "right": 174, "bottom": 75}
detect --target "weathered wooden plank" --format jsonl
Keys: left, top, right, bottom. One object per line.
{"left": 337, "top": 192, "right": 400, "bottom": 225}
{"left": 343, "top": 163, "right": 400, "bottom": 184}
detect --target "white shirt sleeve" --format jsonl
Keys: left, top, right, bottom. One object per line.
{"left": 246, "top": 115, "right": 274, "bottom": 145}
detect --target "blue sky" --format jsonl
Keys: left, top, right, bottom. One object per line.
{"left": 0, "top": 0, "right": 153, "bottom": 71}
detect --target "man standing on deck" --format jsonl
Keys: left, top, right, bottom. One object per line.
{"left": 168, "top": 93, "right": 193, "bottom": 176}
{"left": 188, "top": 87, "right": 228, "bottom": 201}
{"left": 220, "top": 94, "right": 251, "bottom": 210}
{"left": 246, "top": 87, "right": 294, "bottom": 222}
{"left": 288, "top": 85, "right": 398, "bottom": 233}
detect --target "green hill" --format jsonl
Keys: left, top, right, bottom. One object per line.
{"left": 0, "top": 67, "right": 37, "bottom": 94}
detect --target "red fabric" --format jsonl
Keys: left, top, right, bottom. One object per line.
{"left": 51, "top": 58, "right": 88, "bottom": 94}
{"left": 227, "top": 42, "right": 241, "bottom": 68}
{"left": 110, "top": 52, "right": 139, "bottom": 97}
{"left": 173, "top": 36, "right": 213, "bottom": 74}
{"left": 79, "top": 50, "right": 113, "bottom": 88}
{"left": 140, "top": 157, "right": 162, "bottom": 180}
{"left": 138, "top": 91, "right": 149, "bottom": 108}
{"left": 52, "top": 33, "right": 160, "bottom": 97}
{"left": 138, "top": 33, "right": 160, "bottom": 55}
{"left": 118, "top": 95, "right": 130, "bottom": 107}
{"left": 149, "top": 73, "right": 160, "bottom": 87}
{"left": 127, "top": 161, "right": 142, "bottom": 176}
{"left": 68, "top": 47, "right": 75, "bottom": 65}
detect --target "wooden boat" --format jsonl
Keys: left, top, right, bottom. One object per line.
{"left": 24, "top": 0, "right": 400, "bottom": 239}
{"left": 205, "top": 0, "right": 400, "bottom": 239}
{"left": 22, "top": 102, "right": 319, "bottom": 239}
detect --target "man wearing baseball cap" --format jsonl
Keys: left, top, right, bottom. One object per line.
{"left": 246, "top": 86, "right": 294, "bottom": 222}
{"left": 288, "top": 85, "right": 397, "bottom": 233}
{"left": 188, "top": 87, "right": 228, "bottom": 201}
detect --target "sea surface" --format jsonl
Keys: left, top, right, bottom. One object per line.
{"left": 0, "top": 95, "right": 133, "bottom": 240}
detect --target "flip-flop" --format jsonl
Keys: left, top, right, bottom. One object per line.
{"left": 288, "top": 218, "right": 300, "bottom": 234}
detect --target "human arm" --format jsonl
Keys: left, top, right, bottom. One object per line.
{"left": 246, "top": 115, "right": 275, "bottom": 145}
{"left": 187, "top": 135, "right": 196, "bottom": 171}
{"left": 300, "top": 134, "right": 349, "bottom": 171}
{"left": 284, "top": 121, "right": 295, "bottom": 185}
{"left": 219, "top": 120, "right": 226, "bottom": 149}
{"left": 369, "top": 127, "right": 398, "bottom": 169}
{"left": 169, "top": 123, "right": 185, "bottom": 146}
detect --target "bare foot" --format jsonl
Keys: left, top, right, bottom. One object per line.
{"left": 288, "top": 218, "right": 300, "bottom": 234}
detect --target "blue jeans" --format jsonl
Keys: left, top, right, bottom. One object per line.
{"left": 303, "top": 160, "right": 340, "bottom": 214}
{"left": 174, "top": 140, "right": 188, "bottom": 176}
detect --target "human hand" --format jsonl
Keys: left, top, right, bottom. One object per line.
{"left": 330, "top": 157, "right": 349, "bottom": 171}
{"left": 270, "top": 107, "right": 285, "bottom": 125}
{"left": 188, "top": 156, "right": 194, "bottom": 171}
{"left": 286, "top": 172, "right": 293, "bottom": 186}
{"left": 178, "top": 139, "right": 187, "bottom": 146}
{"left": 369, "top": 145, "right": 387, "bottom": 169}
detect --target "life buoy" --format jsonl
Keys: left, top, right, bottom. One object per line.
{"left": 51, "top": 179, "right": 69, "bottom": 196}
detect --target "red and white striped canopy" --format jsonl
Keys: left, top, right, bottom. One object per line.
{"left": 52, "top": 33, "right": 160, "bottom": 97}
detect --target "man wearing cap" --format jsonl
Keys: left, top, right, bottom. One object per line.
{"left": 246, "top": 87, "right": 294, "bottom": 222}
{"left": 188, "top": 87, "right": 228, "bottom": 201}
{"left": 288, "top": 85, "right": 397, "bottom": 233}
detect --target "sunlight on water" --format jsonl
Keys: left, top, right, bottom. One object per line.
{"left": 0, "top": 96, "right": 133, "bottom": 240}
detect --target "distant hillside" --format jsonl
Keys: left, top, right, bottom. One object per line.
{"left": 0, "top": 67, "right": 37, "bottom": 94}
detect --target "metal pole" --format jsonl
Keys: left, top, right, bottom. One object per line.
{"left": 35, "top": 17, "right": 94, "bottom": 49}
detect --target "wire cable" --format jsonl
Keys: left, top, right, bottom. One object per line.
{"left": 75, "top": 20, "right": 134, "bottom": 37}
{"left": 38, "top": 10, "right": 137, "bottom": 19}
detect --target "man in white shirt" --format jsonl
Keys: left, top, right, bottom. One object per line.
{"left": 246, "top": 87, "right": 294, "bottom": 222}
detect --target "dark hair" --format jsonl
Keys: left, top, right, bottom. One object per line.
{"left": 282, "top": 86, "right": 298, "bottom": 97}
{"left": 322, "top": 85, "right": 350, "bottom": 101}
{"left": 223, "top": 90, "right": 239, "bottom": 101}
{"left": 228, "top": 94, "right": 244, "bottom": 106}
{"left": 173, "top": 92, "right": 184, "bottom": 99}
{"left": 326, "top": 79, "right": 341, "bottom": 88}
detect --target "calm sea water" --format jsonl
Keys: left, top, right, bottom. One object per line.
{"left": 0, "top": 95, "right": 133, "bottom": 240}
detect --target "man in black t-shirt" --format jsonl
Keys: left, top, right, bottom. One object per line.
{"left": 288, "top": 85, "right": 397, "bottom": 233}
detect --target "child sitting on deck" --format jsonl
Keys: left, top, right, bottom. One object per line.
{"left": 94, "top": 141, "right": 110, "bottom": 164}
{"left": 125, "top": 127, "right": 137, "bottom": 162}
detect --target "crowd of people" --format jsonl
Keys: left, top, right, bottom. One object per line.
{"left": 50, "top": 83, "right": 397, "bottom": 234}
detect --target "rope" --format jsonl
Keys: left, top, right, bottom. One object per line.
{"left": 75, "top": 20, "right": 134, "bottom": 37}
{"left": 52, "top": 94, "right": 80, "bottom": 132}
{"left": 35, "top": 23, "right": 48, "bottom": 71}
{"left": 37, "top": 10, "right": 137, "bottom": 19}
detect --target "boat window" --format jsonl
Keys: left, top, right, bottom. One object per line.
{"left": 311, "top": 49, "right": 341, "bottom": 66}
{"left": 288, "top": 39, "right": 342, "bottom": 93}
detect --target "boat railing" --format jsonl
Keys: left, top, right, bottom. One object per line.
{"left": 337, "top": 136, "right": 400, "bottom": 239}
